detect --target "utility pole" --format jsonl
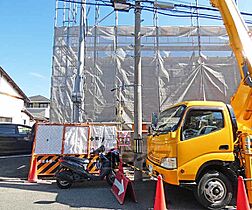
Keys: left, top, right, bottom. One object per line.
{"left": 134, "top": 0, "right": 143, "bottom": 181}
{"left": 110, "top": 0, "right": 174, "bottom": 180}
{"left": 72, "top": 0, "right": 85, "bottom": 122}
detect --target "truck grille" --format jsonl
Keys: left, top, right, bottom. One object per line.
{"left": 148, "top": 152, "right": 161, "bottom": 164}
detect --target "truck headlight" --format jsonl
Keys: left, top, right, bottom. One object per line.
{"left": 160, "top": 157, "right": 177, "bottom": 169}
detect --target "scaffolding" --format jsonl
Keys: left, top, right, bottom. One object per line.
{"left": 50, "top": 0, "right": 240, "bottom": 123}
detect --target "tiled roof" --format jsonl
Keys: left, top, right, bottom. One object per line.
{"left": 26, "top": 108, "right": 48, "bottom": 119}
{"left": 29, "top": 95, "right": 50, "bottom": 102}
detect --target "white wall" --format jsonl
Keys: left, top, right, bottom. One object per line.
{"left": 0, "top": 94, "right": 24, "bottom": 124}
{"left": 21, "top": 112, "right": 34, "bottom": 126}
{"left": 0, "top": 75, "right": 20, "bottom": 97}
{"left": 45, "top": 106, "right": 50, "bottom": 118}
{"left": 0, "top": 73, "right": 30, "bottom": 125}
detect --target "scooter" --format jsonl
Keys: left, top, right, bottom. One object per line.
{"left": 55, "top": 145, "right": 120, "bottom": 189}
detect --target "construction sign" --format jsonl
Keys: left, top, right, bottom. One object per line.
{"left": 118, "top": 131, "right": 131, "bottom": 147}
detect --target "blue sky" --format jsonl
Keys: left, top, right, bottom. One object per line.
{"left": 0, "top": 0, "right": 54, "bottom": 98}
{"left": 0, "top": 0, "right": 251, "bottom": 98}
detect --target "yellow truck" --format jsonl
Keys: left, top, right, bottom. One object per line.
{"left": 146, "top": 0, "right": 252, "bottom": 209}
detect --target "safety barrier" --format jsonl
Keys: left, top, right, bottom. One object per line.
{"left": 34, "top": 154, "right": 100, "bottom": 176}
{"left": 29, "top": 122, "right": 119, "bottom": 178}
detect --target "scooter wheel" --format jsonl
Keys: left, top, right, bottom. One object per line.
{"left": 56, "top": 179, "right": 72, "bottom": 189}
{"left": 106, "top": 170, "right": 116, "bottom": 186}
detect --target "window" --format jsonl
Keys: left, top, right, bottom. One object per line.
{"left": 181, "top": 109, "right": 224, "bottom": 140}
{"left": 28, "top": 103, "right": 48, "bottom": 108}
{"left": 39, "top": 103, "right": 48, "bottom": 108}
{"left": 35, "top": 103, "right": 40, "bottom": 108}
{"left": 0, "top": 125, "right": 16, "bottom": 135}
{"left": 0, "top": 117, "right": 12, "bottom": 123}
{"left": 18, "top": 125, "right": 31, "bottom": 134}
{"left": 156, "top": 105, "right": 186, "bottom": 132}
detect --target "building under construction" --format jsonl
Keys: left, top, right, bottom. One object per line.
{"left": 50, "top": 0, "right": 240, "bottom": 123}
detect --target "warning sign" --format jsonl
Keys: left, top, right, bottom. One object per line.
{"left": 118, "top": 131, "right": 131, "bottom": 147}
{"left": 111, "top": 170, "right": 137, "bottom": 205}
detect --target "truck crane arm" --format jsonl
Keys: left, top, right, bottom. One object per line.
{"left": 211, "top": 0, "right": 252, "bottom": 204}
{"left": 211, "top": 0, "right": 252, "bottom": 130}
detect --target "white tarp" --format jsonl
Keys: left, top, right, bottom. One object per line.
{"left": 90, "top": 126, "right": 117, "bottom": 152}
{"left": 63, "top": 126, "right": 89, "bottom": 154}
{"left": 103, "top": 126, "right": 117, "bottom": 151}
{"left": 50, "top": 26, "right": 240, "bottom": 123}
{"left": 90, "top": 126, "right": 104, "bottom": 152}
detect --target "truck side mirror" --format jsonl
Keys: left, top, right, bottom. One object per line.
{"left": 151, "top": 112, "right": 158, "bottom": 129}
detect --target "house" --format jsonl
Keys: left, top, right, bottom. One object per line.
{"left": 26, "top": 95, "right": 50, "bottom": 122}
{"left": 0, "top": 66, "right": 32, "bottom": 126}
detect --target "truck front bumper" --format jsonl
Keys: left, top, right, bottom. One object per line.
{"left": 146, "top": 157, "right": 179, "bottom": 185}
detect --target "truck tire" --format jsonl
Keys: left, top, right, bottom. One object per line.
{"left": 194, "top": 170, "right": 233, "bottom": 209}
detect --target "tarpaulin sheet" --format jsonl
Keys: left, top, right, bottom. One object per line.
{"left": 90, "top": 126, "right": 117, "bottom": 152}
{"left": 50, "top": 26, "right": 240, "bottom": 123}
{"left": 64, "top": 126, "right": 89, "bottom": 154}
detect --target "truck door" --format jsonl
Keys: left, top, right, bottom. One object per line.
{"left": 177, "top": 107, "right": 233, "bottom": 180}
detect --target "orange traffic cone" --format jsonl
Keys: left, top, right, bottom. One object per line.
{"left": 237, "top": 176, "right": 250, "bottom": 210}
{"left": 154, "top": 175, "right": 167, "bottom": 210}
{"left": 28, "top": 157, "right": 38, "bottom": 183}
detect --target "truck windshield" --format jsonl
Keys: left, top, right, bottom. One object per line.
{"left": 157, "top": 105, "right": 186, "bottom": 132}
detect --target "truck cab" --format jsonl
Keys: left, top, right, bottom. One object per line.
{"left": 146, "top": 0, "right": 252, "bottom": 208}
{"left": 146, "top": 101, "right": 239, "bottom": 209}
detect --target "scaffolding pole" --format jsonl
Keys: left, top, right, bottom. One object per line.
{"left": 72, "top": 0, "right": 86, "bottom": 122}
{"left": 114, "top": 11, "right": 122, "bottom": 123}
{"left": 154, "top": 5, "right": 161, "bottom": 112}
{"left": 92, "top": 2, "right": 99, "bottom": 120}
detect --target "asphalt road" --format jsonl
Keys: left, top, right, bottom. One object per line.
{"left": 0, "top": 155, "right": 206, "bottom": 210}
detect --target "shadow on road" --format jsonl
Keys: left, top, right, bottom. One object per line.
{"left": 0, "top": 179, "right": 203, "bottom": 209}
{"left": 0, "top": 155, "right": 203, "bottom": 210}
{"left": 0, "top": 155, "right": 31, "bottom": 179}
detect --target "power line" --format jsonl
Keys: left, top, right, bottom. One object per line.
{"left": 139, "top": 0, "right": 252, "bottom": 17}
{"left": 142, "top": 6, "right": 252, "bottom": 24}
{"left": 142, "top": 5, "right": 252, "bottom": 23}
{"left": 143, "top": 7, "right": 221, "bottom": 20}
{"left": 58, "top": 0, "right": 252, "bottom": 24}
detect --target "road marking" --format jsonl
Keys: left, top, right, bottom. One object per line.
{"left": 17, "top": 165, "right": 26, "bottom": 170}
{"left": 0, "top": 154, "right": 31, "bottom": 159}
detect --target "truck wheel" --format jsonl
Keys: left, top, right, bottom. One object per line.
{"left": 194, "top": 170, "right": 233, "bottom": 209}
